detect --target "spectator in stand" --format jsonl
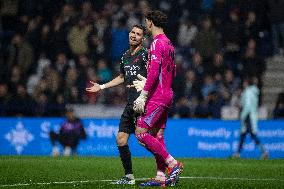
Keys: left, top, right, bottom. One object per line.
{"left": 7, "top": 83, "right": 36, "bottom": 117}
{"left": 273, "top": 92, "right": 284, "bottom": 119}
{"left": 241, "top": 38, "right": 266, "bottom": 87}
{"left": 174, "top": 97, "right": 191, "bottom": 118}
{"left": 243, "top": 11, "right": 260, "bottom": 45}
{"left": 8, "top": 65, "right": 26, "bottom": 95}
{"left": 267, "top": 0, "right": 284, "bottom": 56}
{"left": 7, "top": 33, "right": 33, "bottom": 74}
{"left": 223, "top": 8, "right": 243, "bottom": 73}
{"left": 207, "top": 52, "right": 227, "bottom": 80}
{"left": 67, "top": 17, "right": 92, "bottom": 56}
{"left": 189, "top": 52, "right": 205, "bottom": 88}
{"left": 96, "top": 59, "right": 112, "bottom": 83}
{"left": 0, "top": 83, "right": 10, "bottom": 116}
{"left": 222, "top": 69, "right": 241, "bottom": 98}
{"left": 177, "top": 18, "right": 198, "bottom": 52}
{"left": 192, "top": 15, "right": 219, "bottom": 63}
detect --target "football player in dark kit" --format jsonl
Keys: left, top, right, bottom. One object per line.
{"left": 86, "top": 24, "right": 147, "bottom": 185}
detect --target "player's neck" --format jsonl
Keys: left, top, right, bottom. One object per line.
{"left": 152, "top": 28, "right": 164, "bottom": 38}
{"left": 130, "top": 45, "right": 142, "bottom": 55}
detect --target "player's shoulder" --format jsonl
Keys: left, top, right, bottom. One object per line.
{"left": 121, "top": 49, "right": 130, "bottom": 60}
{"left": 141, "top": 46, "right": 148, "bottom": 55}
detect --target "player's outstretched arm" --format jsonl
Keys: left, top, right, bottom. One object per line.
{"left": 85, "top": 74, "right": 124, "bottom": 93}
{"left": 85, "top": 81, "right": 101, "bottom": 93}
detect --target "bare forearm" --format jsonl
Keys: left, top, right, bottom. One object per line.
{"left": 103, "top": 74, "right": 124, "bottom": 89}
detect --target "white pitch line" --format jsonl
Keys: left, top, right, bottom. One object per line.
{"left": 0, "top": 176, "right": 283, "bottom": 187}
{"left": 180, "top": 176, "right": 284, "bottom": 182}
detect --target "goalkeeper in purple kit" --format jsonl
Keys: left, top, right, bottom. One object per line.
{"left": 133, "top": 10, "right": 183, "bottom": 187}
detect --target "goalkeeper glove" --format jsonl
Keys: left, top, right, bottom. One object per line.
{"left": 133, "top": 90, "right": 148, "bottom": 114}
{"left": 133, "top": 74, "right": 146, "bottom": 92}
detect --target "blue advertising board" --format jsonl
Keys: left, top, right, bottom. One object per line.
{"left": 0, "top": 118, "right": 283, "bottom": 158}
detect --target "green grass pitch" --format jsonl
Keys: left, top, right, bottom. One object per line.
{"left": 0, "top": 156, "right": 283, "bottom": 188}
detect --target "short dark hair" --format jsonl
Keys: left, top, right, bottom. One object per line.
{"left": 132, "top": 24, "right": 146, "bottom": 35}
{"left": 146, "top": 10, "right": 168, "bottom": 29}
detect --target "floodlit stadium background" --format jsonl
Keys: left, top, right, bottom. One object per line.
{"left": 0, "top": 1, "right": 284, "bottom": 188}
{"left": 0, "top": 0, "right": 284, "bottom": 157}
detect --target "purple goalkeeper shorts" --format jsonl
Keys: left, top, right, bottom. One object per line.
{"left": 137, "top": 101, "right": 168, "bottom": 129}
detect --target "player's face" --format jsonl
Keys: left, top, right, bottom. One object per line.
{"left": 129, "top": 27, "right": 144, "bottom": 46}
{"left": 145, "top": 18, "right": 152, "bottom": 32}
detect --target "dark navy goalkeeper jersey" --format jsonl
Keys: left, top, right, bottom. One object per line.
{"left": 120, "top": 47, "right": 148, "bottom": 104}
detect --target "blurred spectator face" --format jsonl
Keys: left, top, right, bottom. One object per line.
{"left": 37, "top": 93, "right": 48, "bottom": 104}
{"left": 192, "top": 52, "right": 202, "bottom": 65}
{"left": 204, "top": 75, "right": 213, "bottom": 85}
{"left": 202, "top": 18, "right": 212, "bottom": 31}
{"left": 247, "top": 11, "right": 256, "bottom": 23}
{"left": 97, "top": 59, "right": 107, "bottom": 70}
{"left": 19, "top": 15, "right": 29, "bottom": 24}
{"left": 11, "top": 34, "right": 23, "bottom": 45}
{"left": 186, "top": 70, "right": 195, "bottom": 81}
{"left": 242, "top": 79, "right": 249, "bottom": 88}
{"left": 56, "top": 94, "right": 65, "bottom": 104}
{"left": 41, "top": 25, "right": 50, "bottom": 36}
{"left": 138, "top": 0, "right": 150, "bottom": 15}
{"left": 78, "top": 19, "right": 86, "bottom": 28}
{"left": 123, "top": 2, "right": 135, "bottom": 12}
{"left": 86, "top": 67, "right": 97, "bottom": 81}
{"left": 129, "top": 26, "right": 144, "bottom": 46}
{"left": 0, "top": 84, "right": 8, "bottom": 97}
{"left": 225, "top": 70, "right": 234, "bottom": 82}
{"left": 16, "top": 84, "right": 27, "bottom": 96}
{"left": 62, "top": 4, "right": 74, "bottom": 18}
{"left": 245, "top": 48, "right": 255, "bottom": 58}
{"left": 79, "top": 54, "right": 89, "bottom": 67}
{"left": 214, "top": 53, "right": 223, "bottom": 66}
{"left": 229, "top": 10, "right": 239, "bottom": 22}
{"left": 11, "top": 66, "right": 22, "bottom": 82}
{"left": 56, "top": 53, "right": 67, "bottom": 64}
{"left": 66, "top": 68, "right": 78, "bottom": 83}
{"left": 82, "top": 1, "right": 92, "bottom": 14}
{"left": 247, "top": 38, "right": 256, "bottom": 49}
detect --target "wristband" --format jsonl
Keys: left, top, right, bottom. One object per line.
{"left": 99, "top": 84, "right": 106, "bottom": 90}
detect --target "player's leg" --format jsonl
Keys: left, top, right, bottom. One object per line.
{"left": 117, "top": 132, "right": 134, "bottom": 178}
{"left": 248, "top": 114, "right": 269, "bottom": 159}
{"left": 148, "top": 128, "right": 168, "bottom": 181}
{"left": 136, "top": 103, "right": 183, "bottom": 186}
{"left": 233, "top": 112, "right": 249, "bottom": 158}
{"left": 112, "top": 105, "right": 135, "bottom": 185}
{"left": 49, "top": 131, "right": 60, "bottom": 156}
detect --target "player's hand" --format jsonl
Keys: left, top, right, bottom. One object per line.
{"left": 133, "top": 74, "right": 147, "bottom": 92}
{"left": 133, "top": 90, "right": 148, "bottom": 113}
{"left": 85, "top": 81, "right": 101, "bottom": 93}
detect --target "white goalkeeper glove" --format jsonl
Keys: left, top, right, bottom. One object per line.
{"left": 133, "top": 74, "right": 146, "bottom": 92}
{"left": 133, "top": 90, "right": 148, "bottom": 114}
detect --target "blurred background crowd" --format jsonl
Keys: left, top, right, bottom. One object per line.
{"left": 0, "top": 0, "right": 284, "bottom": 118}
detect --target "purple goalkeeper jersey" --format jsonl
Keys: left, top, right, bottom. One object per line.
{"left": 144, "top": 34, "right": 176, "bottom": 107}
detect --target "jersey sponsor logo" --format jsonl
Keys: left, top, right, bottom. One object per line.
{"left": 124, "top": 65, "right": 141, "bottom": 76}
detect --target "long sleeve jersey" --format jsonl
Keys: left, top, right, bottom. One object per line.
{"left": 143, "top": 34, "right": 176, "bottom": 107}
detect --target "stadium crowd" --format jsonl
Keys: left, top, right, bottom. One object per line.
{"left": 0, "top": 0, "right": 283, "bottom": 118}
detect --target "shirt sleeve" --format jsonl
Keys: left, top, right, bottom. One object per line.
{"left": 120, "top": 56, "right": 125, "bottom": 75}
{"left": 140, "top": 50, "right": 148, "bottom": 77}
{"left": 143, "top": 39, "right": 164, "bottom": 92}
